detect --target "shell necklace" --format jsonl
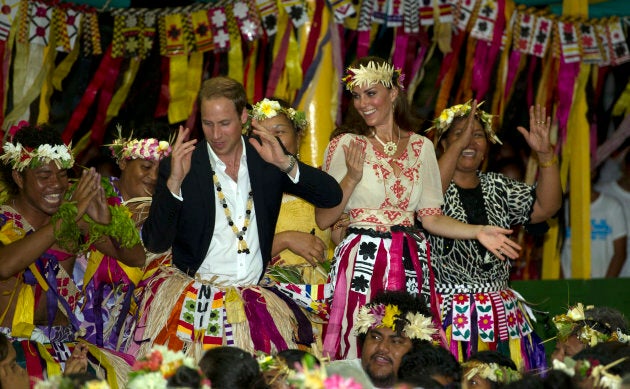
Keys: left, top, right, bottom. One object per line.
{"left": 373, "top": 126, "right": 400, "bottom": 157}
{"left": 211, "top": 167, "right": 253, "bottom": 254}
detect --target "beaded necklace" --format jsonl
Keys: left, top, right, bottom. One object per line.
{"left": 211, "top": 168, "right": 254, "bottom": 254}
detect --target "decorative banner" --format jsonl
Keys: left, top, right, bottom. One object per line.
{"left": 281, "top": 0, "right": 308, "bottom": 28}
{"left": 372, "top": 0, "right": 387, "bottom": 24}
{"left": 28, "top": 0, "right": 52, "bottom": 46}
{"left": 82, "top": 10, "right": 102, "bottom": 55}
{"left": 436, "top": 0, "right": 453, "bottom": 25}
{"left": 558, "top": 20, "right": 581, "bottom": 63}
{"left": 595, "top": 23, "right": 611, "bottom": 66}
{"left": 608, "top": 18, "right": 630, "bottom": 65}
{"left": 190, "top": 9, "right": 213, "bottom": 52}
{"left": 403, "top": 0, "right": 419, "bottom": 33}
{"left": 385, "top": 0, "right": 403, "bottom": 27}
{"left": 232, "top": 0, "right": 262, "bottom": 41}
{"left": 330, "top": 0, "right": 355, "bottom": 23}
{"left": 470, "top": 0, "right": 498, "bottom": 42}
{"left": 579, "top": 22, "right": 601, "bottom": 63}
{"left": 160, "top": 12, "right": 187, "bottom": 56}
{"left": 528, "top": 16, "right": 551, "bottom": 58}
{"left": 0, "top": 0, "right": 21, "bottom": 41}
{"left": 516, "top": 11, "right": 535, "bottom": 54}
{"left": 419, "top": 0, "right": 434, "bottom": 27}
{"left": 256, "top": 0, "right": 279, "bottom": 36}
{"left": 209, "top": 6, "right": 230, "bottom": 52}
{"left": 455, "top": 0, "right": 478, "bottom": 31}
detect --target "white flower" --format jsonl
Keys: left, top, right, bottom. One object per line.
{"left": 567, "top": 303, "right": 586, "bottom": 321}
{"left": 353, "top": 306, "right": 376, "bottom": 335}
{"left": 403, "top": 312, "right": 436, "bottom": 341}
{"left": 127, "top": 371, "right": 167, "bottom": 389}
{"left": 552, "top": 358, "right": 575, "bottom": 377}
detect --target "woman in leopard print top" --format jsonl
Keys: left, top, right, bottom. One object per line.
{"left": 427, "top": 101, "right": 561, "bottom": 372}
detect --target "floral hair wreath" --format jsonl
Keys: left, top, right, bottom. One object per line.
{"left": 553, "top": 356, "right": 628, "bottom": 389}
{"left": 0, "top": 121, "right": 74, "bottom": 172}
{"left": 354, "top": 303, "right": 436, "bottom": 341}
{"left": 462, "top": 360, "right": 522, "bottom": 385}
{"left": 428, "top": 100, "right": 501, "bottom": 145}
{"left": 552, "top": 303, "right": 630, "bottom": 347}
{"left": 251, "top": 99, "right": 309, "bottom": 132}
{"left": 342, "top": 60, "right": 405, "bottom": 91}
{"left": 108, "top": 124, "right": 172, "bottom": 163}
{"left": 127, "top": 345, "right": 210, "bottom": 389}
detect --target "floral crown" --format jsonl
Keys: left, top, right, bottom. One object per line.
{"left": 251, "top": 99, "right": 309, "bottom": 132}
{"left": 553, "top": 356, "right": 627, "bottom": 389}
{"left": 354, "top": 303, "right": 436, "bottom": 341}
{"left": 342, "top": 60, "right": 404, "bottom": 91}
{"left": 552, "top": 303, "right": 630, "bottom": 347}
{"left": 127, "top": 345, "right": 210, "bottom": 389}
{"left": 428, "top": 101, "right": 501, "bottom": 144}
{"left": 462, "top": 360, "right": 521, "bottom": 384}
{"left": 108, "top": 125, "right": 172, "bottom": 163}
{"left": 0, "top": 140, "right": 74, "bottom": 172}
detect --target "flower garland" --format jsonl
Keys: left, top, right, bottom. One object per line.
{"left": 108, "top": 124, "right": 172, "bottom": 162}
{"left": 0, "top": 142, "right": 74, "bottom": 172}
{"left": 353, "top": 303, "right": 436, "bottom": 341}
{"left": 342, "top": 60, "right": 404, "bottom": 91}
{"left": 551, "top": 303, "right": 630, "bottom": 347}
{"left": 251, "top": 98, "right": 309, "bottom": 132}
{"left": 286, "top": 353, "right": 361, "bottom": 389}
{"left": 428, "top": 100, "right": 501, "bottom": 144}
{"left": 462, "top": 360, "right": 521, "bottom": 385}
{"left": 51, "top": 177, "right": 141, "bottom": 252}
{"left": 127, "top": 345, "right": 210, "bottom": 389}
{"left": 34, "top": 375, "right": 110, "bottom": 389}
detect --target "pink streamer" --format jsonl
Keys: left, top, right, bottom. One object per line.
{"left": 556, "top": 60, "right": 580, "bottom": 146}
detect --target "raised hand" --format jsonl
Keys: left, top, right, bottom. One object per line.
{"left": 249, "top": 119, "right": 292, "bottom": 169}
{"left": 450, "top": 99, "right": 479, "bottom": 151}
{"left": 72, "top": 168, "right": 101, "bottom": 222}
{"left": 343, "top": 138, "right": 365, "bottom": 184}
{"left": 517, "top": 104, "right": 553, "bottom": 155}
{"left": 476, "top": 225, "right": 521, "bottom": 261}
{"left": 168, "top": 126, "right": 197, "bottom": 193}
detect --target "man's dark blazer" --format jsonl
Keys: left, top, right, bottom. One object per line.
{"left": 142, "top": 136, "right": 342, "bottom": 278}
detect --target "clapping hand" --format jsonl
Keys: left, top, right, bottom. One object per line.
{"left": 477, "top": 225, "right": 522, "bottom": 261}
{"left": 343, "top": 139, "right": 365, "bottom": 184}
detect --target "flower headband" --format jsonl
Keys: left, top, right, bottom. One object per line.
{"left": 127, "top": 345, "right": 210, "bottom": 389}
{"left": 428, "top": 101, "right": 501, "bottom": 144}
{"left": 552, "top": 303, "right": 630, "bottom": 347}
{"left": 108, "top": 125, "right": 172, "bottom": 163}
{"left": 553, "top": 357, "right": 627, "bottom": 389}
{"left": 251, "top": 98, "right": 309, "bottom": 132}
{"left": 462, "top": 360, "right": 522, "bottom": 384}
{"left": 354, "top": 303, "right": 436, "bottom": 341}
{"left": 0, "top": 141, "right": 74, "bottom": 172}
{"left": 342, "top": 60, "right": 404, "bottom": 91}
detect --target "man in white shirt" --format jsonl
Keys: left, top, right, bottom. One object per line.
{"left": 138, "top": 77, "right": 342, "bottom": 355}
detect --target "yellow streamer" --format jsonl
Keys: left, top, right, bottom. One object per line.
{"left": 38, "top": 44, "right": 58, "bottom": 124}
{"left": 52, "top": 36, "right": 80, "bottom": 91}
{"left": 85, "top": 343, "right": 120, "bottom": 389}
{"left": 106, "top": 57, "right": 141, "bottom": 123}
{"left": 37, "top": 343, "right": 62, "bottom": 378}
{"left": 187, "top": 52, "right": 204, "bottom": 118}
{"left": 226, "top": 4, "right": 243, "bottom": 84}
{"left": 611, "top": 80, "right": 630, "bottom": 117}
{"left": 167, "top": 55, "right": 190, "bottom": 124}
{"left": 11, "top": 283, "right": 35, "bottom": 338}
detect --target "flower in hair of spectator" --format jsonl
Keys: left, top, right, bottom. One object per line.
{"left": 127, "top": 345, "right": 207, "bottom": 389}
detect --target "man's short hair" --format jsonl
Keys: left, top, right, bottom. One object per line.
{"left": 199, "top": 76, "right": 248, "bottom": 116}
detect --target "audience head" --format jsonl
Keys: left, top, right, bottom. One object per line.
{"left": 250, "top": 98, "right": 308, "bottom": 155}
{"left": 167, "top": 365, "right": 204, "bottom": 389}
{"left": 552, "top": 304, "right": 629, "bottom": 362}
{"left": 333, "top": 56, "right": 420, "bottom": 138}
{"left": 199, "top": 346, "right": 267, "bottom": 389}
{"left": 431, "top": 101, "right": 501, "bottom": 147}
{"left": 108, "top": 124, "right": 172, "bottom": 200}
{"left": 462, "top": 351, "right": 521, "bottom": 389}
{"left": 398, "top": 342, "right": 462, "bottom": 386}
{"left": 197, "top": 77, "right": 249, "bottom": 159}
{"left": 356, "top": 290, "right": 436, "bottom": 388}
{"left": 0, "top": 122, "right": 73, "bottom": 207}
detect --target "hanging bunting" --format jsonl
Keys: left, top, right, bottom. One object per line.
{"left": 595, "top": 23, "right": 610, "bottom": 66}
{"left": 281, "top": 0, "right": 308, "bottom": 28}
{"left": 111, "top": 9, "right": 153, "bottom": 58}
{"left": 0, "top": 0, "right": 20, "bottom": 41}
{"left": 607, "top": 18, "right": 630, "bottom": 65}
{"left": 208, "top": 6, "right": 230, "bottom": 52}
{"left": 515, "top": 10, "right": 535, "bottom": 53}
{"left": 28, "top": 0, "right": 52, "bottom": 46}
{"left": 419, "top": 0, "right": 433, "bottom": 26}
{"left": 403, "top": 0, "right": 419, "bottom": 33}
{"left": 455, "top": 0, "right": 477, "bottom": 31}
{"left": 385, "top": 0, "right": 403, "bottom": 27}
{"left": 470, "top": 0, "right": 498, "bottom": 42}
{"left": 141, "top": 12, "right": 156, "bottom": 57}
{"left": 558, "top": 20, "right": 581, "bottom": 63}
{"left": 372, "top": 0, "right": 387, "bottom": 25}
{"left": 436, "top": 0, "right": 453, "bottom": 24}
{"left": 256, "top": 0, "right": 279, "bottom": 37}
{"left": 232, "top": 0, "right": 262, "bottom": 41}
{"left": 190, "top": 8, "right": 214, "bottom": 52}
{"left": 528, "top": 15, "right": 551, "bottom": 58}
{"left": 356, "top": 0, "right": 375, "bottom": 58}
{"left": 331, "top": 0, "right": 355, "bottom": 23}
{"left": 82, "top": 10, "right": 101, "bottom": 55}
{"left": 578, "top": 22, "right": 600, "bottom": 64}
